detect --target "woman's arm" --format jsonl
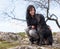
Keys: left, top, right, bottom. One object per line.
{"left": 26, "top": 18, "right": 36, "bottom": 29}
{"left": 26, "top": 18, "right": 31, "bottom": 26}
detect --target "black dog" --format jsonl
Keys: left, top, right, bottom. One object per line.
{"left": 39, "top": 25, "right": 53, "bottom": 45}
{"left": 35, "top": 14, "right": 53, "bottom": 45}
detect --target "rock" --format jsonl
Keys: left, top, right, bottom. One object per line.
{"left": 53, "top": 32, "right": 60, "bottom": 44}
{"left": 8, "top": 45, "right": 38, "bottom": 49}
{"left": 0, "top": 32, "right": 60, "bottom": 49}
{"left": 0, "top": 32, "right": 22, "bottom": 43}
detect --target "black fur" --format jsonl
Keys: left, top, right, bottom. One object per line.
{"left": 35, "top": 14, "right": 53, "bottom": 45}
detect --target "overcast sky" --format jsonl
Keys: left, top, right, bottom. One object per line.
{"left": 0, "top": 0, "right": 60, "bottom": 33}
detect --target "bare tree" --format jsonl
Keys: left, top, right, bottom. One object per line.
{"left": 1, "top": 0, "right": 60, "bottom": 28}
{"left": 25, "top": 0, "right": 60, "bottom": 28}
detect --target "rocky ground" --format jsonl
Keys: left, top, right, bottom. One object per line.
{"left": 0, "top": 32, "right": 22, "bottom": 43}
{"left": 0, "top": 32, "right": 60, "bottom": 49}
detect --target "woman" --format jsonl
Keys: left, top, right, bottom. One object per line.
{"left": 25, "top": 5, "right": 39, "bottom": 44}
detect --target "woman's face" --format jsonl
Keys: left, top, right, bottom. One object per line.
{"left": 29, "top": 7, "right": 35, "bottom": 16}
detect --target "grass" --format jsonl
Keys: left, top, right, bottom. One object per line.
{"left": 0, "top": 41, "right": 20, "bottom": 49}
{"left": 17, "top": 32, "right": 26, "bottom": 38}
{"left": 53, "top": 32, "right": 57, "bottom": 36}
{"left": 54, "top": 47, "right": 60, "bottom": 49}
{"left": 38, "top": 48, "right": 42, "bottom": 49}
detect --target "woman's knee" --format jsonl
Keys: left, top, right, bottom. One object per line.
{"left": 29, "top": 29, "right": 39, "bottom": 39}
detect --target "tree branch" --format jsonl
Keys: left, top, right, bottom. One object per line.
{"left": 54, "top": 0, "right": 60, "bottom": 5}
{"left": 25, "top": 0, "right": 48, "bottom": 9}
{"left": 50, "top": 14, "right": 58, "bottom": 19}
{"left": 3, "top": 12, "right": 26, "bottom": 21}
{"left": 46, "top": 14, "right": 60, "bottom": 28}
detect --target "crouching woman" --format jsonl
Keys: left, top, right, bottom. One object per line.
{"left": 25, "top": 5, "right": 39, "bottom": 44}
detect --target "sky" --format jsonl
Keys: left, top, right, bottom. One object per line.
{"left": 0, "top": 0, "right": 60, "bottom": 33}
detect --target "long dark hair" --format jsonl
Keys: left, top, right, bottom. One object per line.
{"left": 26, "top": 5, "right": 36, "bottom": 19}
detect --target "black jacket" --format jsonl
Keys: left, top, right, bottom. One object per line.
{"left": 26, "top": 14, "right": 47, "bottom": 29}
{"left": 26, "top": 15, "right": 38, "bottom": 29}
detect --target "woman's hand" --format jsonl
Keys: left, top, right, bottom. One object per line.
{"left": 32, "top": 25, "right": 35, "bottom": 29}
